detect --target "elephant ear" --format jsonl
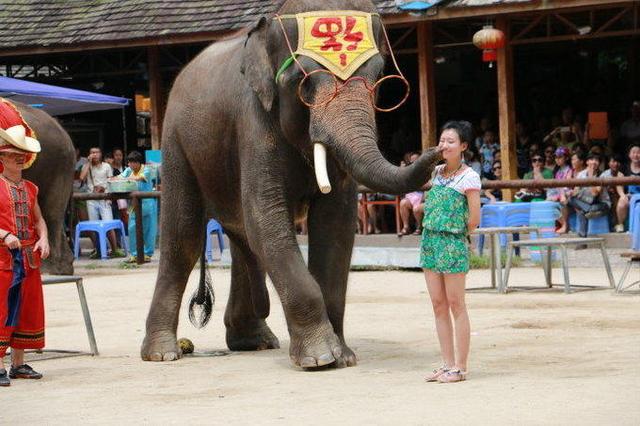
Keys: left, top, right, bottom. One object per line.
{"left": 241, "top": 17, "right": 276, "bottom": 112}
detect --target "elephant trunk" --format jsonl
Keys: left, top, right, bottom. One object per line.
{"left": 309, "top": 85, "right": 441, "bottom": 194}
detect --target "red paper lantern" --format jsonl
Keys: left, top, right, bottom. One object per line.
{"left": 473, "top": 25, "right": 505, "bottom": 66}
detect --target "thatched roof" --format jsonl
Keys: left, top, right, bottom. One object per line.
{"left": 0, "top": 0, "right": 531, "bottom": 52}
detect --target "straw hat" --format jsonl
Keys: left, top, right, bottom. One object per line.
{"left": 0, "top": 125, "right": 40, "bottom": 170}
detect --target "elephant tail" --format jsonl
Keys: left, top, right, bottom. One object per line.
{"left": 188, "top": 227, "right": 215, "bottom": 329}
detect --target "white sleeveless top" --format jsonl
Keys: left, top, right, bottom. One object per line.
{"left": 432, "top": 165, "right": 482, "bottom": 195}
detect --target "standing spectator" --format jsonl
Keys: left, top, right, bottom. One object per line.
{"left": 478, "top": 130, "right": 499, "bottom": 177}
{"left": 620, "top": 101, "right": 640, "bottom": 145}
{"left": 516, "top": 122, "right": 532, "bottom": 177}
{"left": 615, "top": 143, "right": 640, "bottom": 230}
{"left": 119, "top": 152, "right": 158, "bottom": 263}
{"left": 546, "top": 147, "right": 573, "bottom": 233}
{"left": 107, "top": 149, "right": 128, "bottom": 227}
{"left": 569, "top": 154, "right": 610, "bottom": 237}
{"left": 79, "top": 147, "right": 125, "bottom": 258}
{"left": 601, "top": 154, "right": 627, "bottom": 233}
{"left": 516, "top": 154, "right": 553, "bottom": 202}
{"left": 73, "top": 147, "right": 89, "bottom": 224}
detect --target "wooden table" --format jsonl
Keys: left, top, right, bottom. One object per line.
{"left": 472, "top": 226, "right": 540, "bottom": 291}
{"left": 502, "top": 237, "right": 616, "bottom": 294}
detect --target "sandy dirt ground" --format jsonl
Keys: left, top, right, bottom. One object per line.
{"left": 2, "top": 266, "right": 639, "bottom": 425}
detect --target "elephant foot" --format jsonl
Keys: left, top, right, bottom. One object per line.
{"left": 226, "top": 320, "right": 280, "bottom": 351}
{"left": 289, "top": 323, "right": 357, "bottom": 370}
{"left": 141, "top": 331, "right": 182, "bottom": 362}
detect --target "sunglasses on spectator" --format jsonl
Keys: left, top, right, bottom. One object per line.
{"left": 493, "top": 166, "right": 501, "bottom": 171}
{"left": 532, "top": 157, "right": 543, "bottom": 163}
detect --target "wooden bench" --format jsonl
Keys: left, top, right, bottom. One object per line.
{"left": 41, "top": 275, "right": 99, "bottom": 356}
{"left": 502, "top": 237, "right": 616, "bottom": 294}
{"left": 472, "top": 226, "right": 540, "bottom": 291}
{"left": 617, "top": 252, "right": 640, "bottom": 293}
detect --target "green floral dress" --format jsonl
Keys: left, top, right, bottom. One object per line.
{"left": 420, "top": 167, "right": 480, "bottom": 273}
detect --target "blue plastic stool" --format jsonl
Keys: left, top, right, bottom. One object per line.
{"left": 74, "top": 220, "right": 128, "bottom": 259}
{"left": 587, "top": 215, "right": 610, "bottom": 235}
{"left": 206, "top": 219, "right": 225, "bottom": 263}
{"left": 628, "top": 194, "right": 640, "bottom": 233}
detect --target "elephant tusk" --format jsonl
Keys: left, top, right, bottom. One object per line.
{"left": 313, "top": 143, "right": 332, "bottom": 194}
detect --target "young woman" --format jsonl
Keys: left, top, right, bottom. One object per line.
{"left": 546, "top": 147, "right": 574, "bottom": 233}
{"left": 616, "top": 144, "right": 640, "bottom": 229}
{"left": 483, "top": 160, "right": 502, "bottom": 203}
{"left": 421, "top": 121, "right": 481, "bottom": 383}
{"left": 568, "top": 153, "right": 611, "bottom": 237}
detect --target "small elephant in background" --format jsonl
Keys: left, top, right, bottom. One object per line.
{"left": 141, "top": 0, "right": 441, "bottom": 369}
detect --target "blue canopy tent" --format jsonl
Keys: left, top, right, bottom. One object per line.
{"left": 0, "top": 76, "right": 129, "bottom": 116}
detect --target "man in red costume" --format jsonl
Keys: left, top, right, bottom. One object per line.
{"left": 0, "top": 99, "right": 49, "bottom": 386}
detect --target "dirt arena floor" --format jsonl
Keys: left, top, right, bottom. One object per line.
{"left": 3, "top": 266, "right": 639, "bottom": 425}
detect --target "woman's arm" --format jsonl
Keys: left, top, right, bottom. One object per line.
{"left": 466, "top": 190, "right": 481, "bottom": 232}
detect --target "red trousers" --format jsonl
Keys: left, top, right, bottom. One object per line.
{"left": 0, "top": 248, "right": 45, "bottom": 357}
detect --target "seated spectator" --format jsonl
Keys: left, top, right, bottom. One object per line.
{"left": 399, "top": 152, "right": 425, "bottom": 235}
{"left": 601, "top": 153, "right": 627, "bottom": 233}
{"left": 483, "top": 160, "right": 502, "bottom": 203}
{"left": 464, "top": 144, "right": 482, "bottom": 176}
{"left": 568, "top": 153, "right": 610, "bottom": 237}
{"left": 543, "top": 143, "right": 556, "bottom": 171}
{"left": 516, "top": 154, "right": 553, "bottom": 202}
{"left": 571, "top": 151, "right": 587, "bottom": 175}
{"left": 546, "top": 147, "right": 573, "bottom": 233}
{"left": 478, "top": 130, "right": 499, "bottom": 177}
{"left": 616, "top": 143, "right": 640, "bottom": 231}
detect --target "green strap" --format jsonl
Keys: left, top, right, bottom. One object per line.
{"left": 275, "top": 54, "right": 297, "bottom": 83}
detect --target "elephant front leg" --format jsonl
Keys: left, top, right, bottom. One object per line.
{"left": 224, "top": 236, "right": 279, "bottom": 351}
{"left": 245, "top": 199, "right": 341, "bottom": 369}
{"left": 307, "top": 182, "right": 358, "bottom": 367}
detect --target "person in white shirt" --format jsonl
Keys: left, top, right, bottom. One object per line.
{"left": 79, "top": 147, "right": 125, "bottom": 258}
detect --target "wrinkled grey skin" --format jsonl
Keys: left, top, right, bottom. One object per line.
{"left": 141, "top": 0, "right": 440, "bottom": 368}
{"left": 17, "top": 103, "right": 75, "bottom": 275}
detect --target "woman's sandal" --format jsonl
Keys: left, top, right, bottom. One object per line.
{"left": 437, "top": 369, "right": 467, "bottom": 383}
{"left": 424, "top": 365, "right": 449, "bottom": 382}
{"left": 413, "top": 227, "right": 422, "bottom": 235}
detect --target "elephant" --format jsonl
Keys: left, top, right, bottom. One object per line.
{"left": 18, "top": 102, "right": 76, "bottom": 275}
{"left": 141, "top": 0, "right": 441, "bottom": 368}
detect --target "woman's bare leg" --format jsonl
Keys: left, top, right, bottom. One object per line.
{"left": 424, "top": 270, "right": 455, "bottom": 367}
{"left": 444, "top": 273, "right": 470, "bottom": 371}
{"left": 400, "top": 199, "right": 412, "bottom": 233}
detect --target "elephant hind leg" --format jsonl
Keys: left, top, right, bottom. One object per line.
{"left": 141, "top": 140, "right": 204, "bottom": 362}
{"left": 224, "top": 235, "right": 279, "bottom": 351}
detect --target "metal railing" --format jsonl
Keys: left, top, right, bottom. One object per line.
{"left": 68, "top": 176, "right": 640, "bottom": 263}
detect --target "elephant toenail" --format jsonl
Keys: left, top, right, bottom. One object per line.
{"left": 163, "top": 352, "right": 178, "bottom": 361}
{"left": 332, "top": 346, "right": 343, "bottom": 358}
{"left": 317, "top": 353, "right": 335, "bottom": 366}
{"left": 300, "top": 357, "right": 317, "bottom": 368}
{"left": 150, "top": 352, "right": 163, "bottom": 362}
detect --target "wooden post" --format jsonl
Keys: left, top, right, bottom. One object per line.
{"left": 147, "top": 46, "right": 164, "bottom": 150}
{"left": 417, "top": 22, "right": 437, "bottom": 150}
{"left": 496, "top": 17, "right": 518, "bottom": 201}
